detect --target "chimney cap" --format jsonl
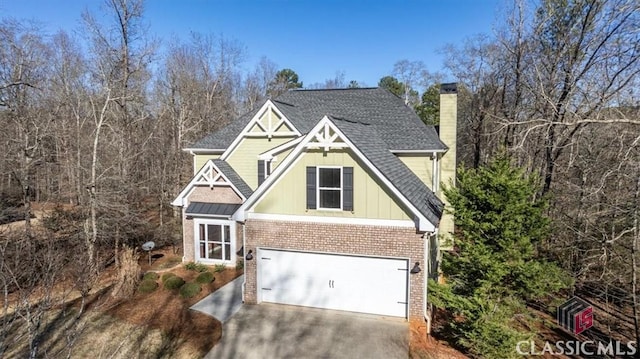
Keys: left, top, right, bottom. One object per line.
{"left": 440, "top": 83, "right": 457, "bottom": 94}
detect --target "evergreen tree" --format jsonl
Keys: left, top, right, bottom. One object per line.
{"left": 429, "top": 155, "right": 571, "bottom": 358}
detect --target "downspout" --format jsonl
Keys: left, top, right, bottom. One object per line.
{"left": 423, "top": 231, "right": 432, "bottom": 334}
{"left": 242, "top": 223, "right": 247, "bottom": 302}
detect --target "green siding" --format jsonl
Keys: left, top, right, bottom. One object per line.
{"left": 226, "top": 137, "right": 294, "bottom": 189}
{"left": 272, "top": 148, "right": 293, "bottom": 170}
{"left": 254, "top": 149, "right": 413, "bottom": 220}
{"left": 397, "top": 155, "right": 433, "bottom": 189}
{"left": 194, "top": 154, "right": 220, "bottom": 173}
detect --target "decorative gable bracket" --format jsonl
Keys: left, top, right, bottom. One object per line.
{"left": 305, "top": 121, "right": 349, "bottom": 152}
{"left": 193, "top": 161, "right": 230, "bottom": 189}
{"left": 171, "top": 160, "right": 246, "bottom": 207}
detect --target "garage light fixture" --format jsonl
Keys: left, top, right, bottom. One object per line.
{"left": 410, "top": 262, "right": 421, "bottom": 274}
{"left": 245, "top": 250, "right": 254, "bottom": 261}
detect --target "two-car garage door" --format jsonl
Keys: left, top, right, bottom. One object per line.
{"left": 257, "top": 248, "right": 409, "bottom": 318}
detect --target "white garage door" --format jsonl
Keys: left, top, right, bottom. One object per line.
{"left": 257, "top": 248, "right": 409, "bottom": 318}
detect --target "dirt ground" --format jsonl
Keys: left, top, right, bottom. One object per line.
{"left": 409, "top": 320, "right": 469, "bottom": 359}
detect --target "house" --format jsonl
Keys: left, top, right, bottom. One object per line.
{"left": 172, "top": 84, "right": 458, "bottom": 329}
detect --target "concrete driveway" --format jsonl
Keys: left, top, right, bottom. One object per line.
{"left": 205, "top": 303, "right": 409, "bottom": 359}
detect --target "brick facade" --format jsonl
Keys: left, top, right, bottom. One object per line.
{"left": 244, "top": 219, "right": 426, "bottom": 321}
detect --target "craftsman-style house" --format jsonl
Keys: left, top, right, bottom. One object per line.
{"left": 172, "top": 85, "right": 457, "bottom": 327}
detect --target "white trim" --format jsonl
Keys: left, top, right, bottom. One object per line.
{"left": 305, "top": 121, "right": 349, "bottom": 152}
{"left": 316, "top": 166, "right": 343, "bottom": 211}
{"left": 171, "top": 159, "right": 246, "bottom": 207}
{"left": 390, "top": 149, "right": 447, "bottom": 154}
{"left": 235, "top": 116, "right": 437, "bottom": 232}
{"left": 258, "top": 136, "right": 303, "bottom": 160}
{"left": 193, "top": 218, "right": 236, "bottom": 265}
{"left": 184, "top": 148, "right": 225, "bottom": 154}
{"left": 220, "top": 100, "right": 301, "bottom": 161}
{"left": 246, "top": 213, "right": 416, "bottom": 228}
{"left": 186, "top": 213, "right": 234, "bottom": 219}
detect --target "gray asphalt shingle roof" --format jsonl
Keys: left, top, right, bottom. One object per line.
{"left": 213, "top": 159, "right": 253, "bottom": 199}
{"left": 186, "top": 202, "right": 241, "bottom": 217}
{"left": 188, "top": 88, "right": 445, "bottom": 224}
{"left": 331, "top": 117, "right": 443, "bottom": 225}
{"left": 188, "top": 88, "right": 446, "bottom": 151}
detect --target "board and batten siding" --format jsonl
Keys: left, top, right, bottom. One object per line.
{"left": 253, "top": 149, "right": 413, "bottom": 220}
{"left": 271, "top": 148, "right": 293, "bottom": 170}
{"left": 193, "top": 154, "right": 221, "bottom": 173}
{"left": 397, "top": 155, "right": 434, "bottom": 189}
{"left": 226, "top": 137, "right": 295, "bottom": 190}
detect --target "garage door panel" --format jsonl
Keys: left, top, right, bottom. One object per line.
{"left": 258, "top": 249, "right": 408, "bottom": 318}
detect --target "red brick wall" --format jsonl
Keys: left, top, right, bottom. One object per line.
{"left": 187, "top": 185, "right": 242, "bottom": 205}
{"left": 244, "top": 219, "right": 426, "bottom": 320}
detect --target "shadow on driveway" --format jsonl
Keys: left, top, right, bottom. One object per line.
{"left": 205, "top": 303, "right": 409, "bottom": 359}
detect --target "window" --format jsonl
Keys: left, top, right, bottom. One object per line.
{"left": 317, "top": 167, "right": 342, "bottom": 209}
{"left": 198, "top": 223, "right": 232, "bottom": 261}
{"left": 306, "top": 166, "right": 353, "bottom": 211}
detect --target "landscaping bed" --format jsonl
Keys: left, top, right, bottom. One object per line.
{"left": 3, "top": 246, "right": 243, "bottom": 358}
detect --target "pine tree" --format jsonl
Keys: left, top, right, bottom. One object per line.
{"left": 429, "top": 155, "right": 571, "bottom": 358}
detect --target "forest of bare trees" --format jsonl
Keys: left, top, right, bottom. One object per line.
{"left": 1, "top": 0, "right": 639, "bottom": 356}
{"left": 445, "top": 0, "right": 640, "bottom": 345}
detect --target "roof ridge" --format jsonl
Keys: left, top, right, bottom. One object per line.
{"left": 327, "top": 114, "right": 371, "bottom": 126}
{"left": 290, "top": 87, "right": 379, "bottom": 92}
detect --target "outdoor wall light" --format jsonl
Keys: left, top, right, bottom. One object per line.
{"left": 410, "top": 262, "right": 421, "bottom": 274}
{"left": 245, "top": 250, "right": 254, "bottom": 261}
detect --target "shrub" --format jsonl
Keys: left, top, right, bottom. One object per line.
{"left": 236, "top": 260, "right": 244, "bottom": 270}
{"left": 161, "top": 272, "right": 176, "bottom": 283}
{"left": 138, "top": 279, "right": 158, "bottom": 293}
{"left": 184, "top": 262, "right": 208, "bottom": 272}
{"left": 143, "top": 272, "right": 159, "bottom": 281}
{"left": 195, "top": 271, "right": 214, "bottom": 284}
{"left": 179, "top": 282, "right": 201, "bottom": 298}
{"left": 163, "top": 275, "right": 185, "bottom": 290}
{"left": 214, "top": 264, "right": 226, "bottom": 273}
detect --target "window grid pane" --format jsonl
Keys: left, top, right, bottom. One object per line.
{"left": 319, "top": 189, "right": 341, "bottom": 209}
{"left": 319, "top": 168, "right": 341, "bottom": 188}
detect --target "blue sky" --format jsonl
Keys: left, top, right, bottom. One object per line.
{"left": 1, "top": 0, "right": 501, "bottom": 87}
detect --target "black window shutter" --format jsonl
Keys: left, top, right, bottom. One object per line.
{"left": 258, "top": 160, "right": 265, "bottom": 185}
{"left": 306, "top": 166, "right": 316, "bottom": 209}
{"left": 343, "top": 167, "right": 353, "bottom": 211}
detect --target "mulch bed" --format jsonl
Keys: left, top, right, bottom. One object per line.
{"left": 105, "top": 247, "right": 243, "bottom": 356}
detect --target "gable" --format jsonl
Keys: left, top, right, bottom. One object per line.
{"left": 172, "top": 160, "right": 249, "bottom": 207}
{"left": 252, "top": 149, "right": 413, "bottom": 221}
{"left": 235, "top": 116, "right": 441, "bottom": 232}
